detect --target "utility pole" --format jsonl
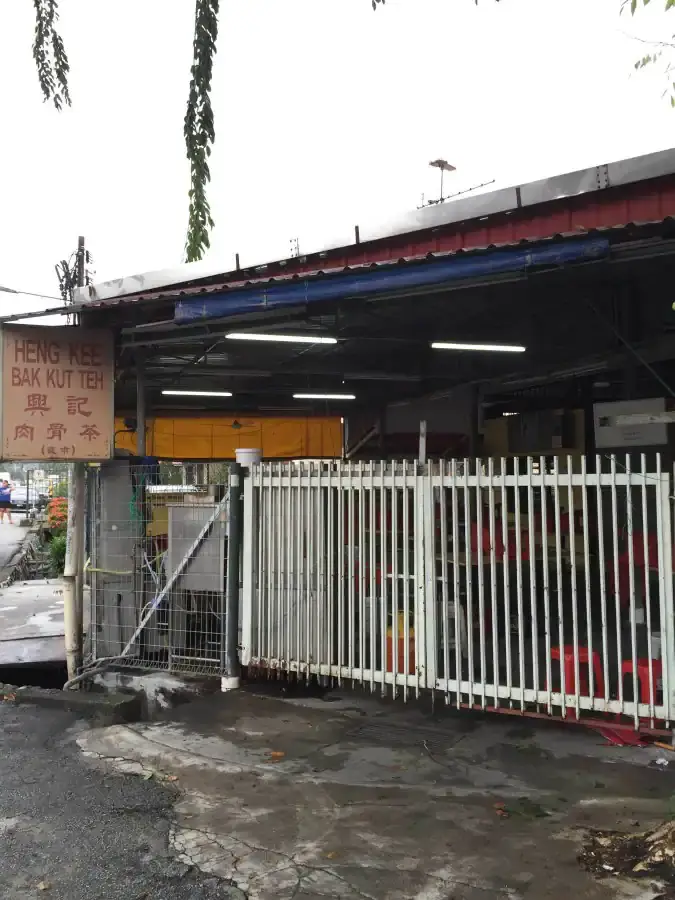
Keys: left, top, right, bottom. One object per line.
{"left": 63, "top": 236, "right": 87, "bottom": 683}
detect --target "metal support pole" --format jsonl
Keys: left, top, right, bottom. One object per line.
{"left": 64, "top": 463, "right": 86, "bottom": 680}
{"left": 222, "top": 463, "right": 242, "bottom": 690}
{"left": 64, "top": 236, "right": 88, "bottom": 682}
{"left": 76, "top": 235, "right": 85, "bottom": 287}
{"left": 418, "top": 420, "right": 427, "bottom": 465}
{"left": 74, "top": 463, "right": 86, "bottom": 661}
{"left": 136, "top": 351, "right": 146, "bottom": 457}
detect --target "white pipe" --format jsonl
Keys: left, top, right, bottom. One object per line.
{"left": 63, "top": 577, "right": 78, "bottom": 682}
{"left": 74, "top": 462, "right": 86, "bottom": 663}
{"left": 418, "top": 420, "right": 427, "bottom": 464}
{"left": 63, "top": 463, "right": 85, "bottom": 681}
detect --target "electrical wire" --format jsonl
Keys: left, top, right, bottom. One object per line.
{"left": 586, "top": 300, "right": 675, "bottom": 400}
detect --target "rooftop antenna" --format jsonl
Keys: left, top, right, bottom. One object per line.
{"left": 429, "top": 159, "right": 456, "bottom": 204}
{"left": 417, "top": 161, "right": 496, "bottom": 209}
{"left": 289, "top": 237, "right": 300, "bottom": 258}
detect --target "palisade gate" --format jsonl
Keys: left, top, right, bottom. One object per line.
{"left": 240, "top": 457, "right": 675, "bottom": 729}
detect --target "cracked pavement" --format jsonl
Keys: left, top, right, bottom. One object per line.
{"left": 0, "top": 703, "right": 245, "bottom": 899}
{"left": 76, "top": 688, "right": 675, "bottom": 899}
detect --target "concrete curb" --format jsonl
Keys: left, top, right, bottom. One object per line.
{"left": 0, "top": 685, "right": 143, "bottom": 725}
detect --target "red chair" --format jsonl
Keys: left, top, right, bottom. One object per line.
{"left": 608, "top": 531, "right": 664, "bottom": 608}
{"left": 470, "top": 521, "right": 505, "bottom": 557}
{"left": 630, "top": 531, "right": 659, "bottom": 570}
{"left": 621, "top": 657, "right": 663, "bottom": 707}
{"left": 506, "top": 528, "right": 531, "bottom": 562}
{"left": 549, "top": 645, "right": 605, "bottom": 699}
{"left": 535, "top": 511, "right": 570, "bottom": 537}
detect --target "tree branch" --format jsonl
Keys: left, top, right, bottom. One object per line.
{"left": 32, "top": 0, "right": 71, "bottom": 111}
{"left": 184, "top": 0, "right": 220, "bottom": 263}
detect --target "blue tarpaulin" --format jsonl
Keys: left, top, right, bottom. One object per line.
{"left": 174, "top": 237, "right": 610, "bottom": 324}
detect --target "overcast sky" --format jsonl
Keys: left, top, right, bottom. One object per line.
{"left": 0, "top": 0, "right": 673, "bottom": 321}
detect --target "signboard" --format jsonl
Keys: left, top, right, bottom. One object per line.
{"left": 0, "top": 325, "right": 114, "bottom": 461}
{"left": 594, "top": 398, "right": 668, "bottom": 449}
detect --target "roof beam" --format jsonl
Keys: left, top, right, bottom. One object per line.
{"left": 0, "top": 304, "right": 71, "bottom": 323}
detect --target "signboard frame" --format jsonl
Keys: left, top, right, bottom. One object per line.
{"left": 0, "top": 324, "right": 115, "bottom": 462}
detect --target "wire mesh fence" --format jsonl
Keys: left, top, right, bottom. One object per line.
{"left": 88, "top": 460, "right": 236, "bottom": 676}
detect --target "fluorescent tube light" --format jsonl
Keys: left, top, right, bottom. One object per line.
{"left": 293, "top": 393, "right": 356, "bottom": 401}
{"left": 226, "top": 333, "right": 337, "bottom": 344}
{"left": 162, "top": 390, "right": 233, "bottom": 397}
{"left": 431, "top": 341, "right": 526, "bottom": 353}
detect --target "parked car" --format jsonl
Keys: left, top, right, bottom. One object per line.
{"left": 10, "top": 484, "right": 48, "bottom": 511}
{"left": 10, "top": 485, "right": 28, "bottom": 510}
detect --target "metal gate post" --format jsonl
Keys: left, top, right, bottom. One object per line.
{"left": 222, "top": 463, "right": 242, "bottom": 691}
{"left": 240, "top": 467, "right": 256, "bottom": 667}
{"left": 424, "top": 467, "right": 439, "bottom": 691}
{"left": 414, "top": 464, "right": 436, "bottom": 692}
{"left": 662, "top": 467, "right": 675, "bottom": 725}
{"left": 88, "top": 467, "right": 99, "bottom": 662}
{"left": 413, "top": 468, "right": 424, "bottom": 692}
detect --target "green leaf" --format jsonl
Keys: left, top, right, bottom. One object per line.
{"left": 32, "top": 0, "right": 71, "bottom": 110}
{"left": 183, "top": 0, "right": 220, "bottom": 262}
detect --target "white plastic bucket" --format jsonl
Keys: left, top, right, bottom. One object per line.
{"left": 235, "top": 448, "right": 262, "bottom": 468}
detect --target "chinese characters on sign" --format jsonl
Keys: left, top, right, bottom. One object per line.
{"left": 1, "top": 325, "right": 114, "bottom": 461}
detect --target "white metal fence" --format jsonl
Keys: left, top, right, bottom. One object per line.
{"left": 242, "top": 456, "right": 675, "bottom": 728}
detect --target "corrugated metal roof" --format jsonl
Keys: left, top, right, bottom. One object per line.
{"left": 82, "top": 219, "right": 675, "bottom": 306}
{"left": 0, "top": 218, "right": 671, "bottom": 327}
{"left": 73, "top": 146, "right": 675, "bottom": 307}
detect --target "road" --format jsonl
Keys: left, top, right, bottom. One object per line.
{"left": 0, "top": 703, "right": 244, "bottom": 900}
{"left": 0, "top": 521, "right": 24, "bottom": 571}
{"left": 0, "top": 524, "right": 66, "bottom": 667}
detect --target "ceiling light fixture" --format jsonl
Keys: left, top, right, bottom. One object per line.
{"left": 431, "top": 341, "right": 526, "bottom": 353}
{"left": 226, "top": 332, "right": 337, "bottom": 345}
{"left": 293, "top": 393, "right": 356, "bottom": 401}
{"left": 161, "top": 390, "right": 233, "bottom": 397}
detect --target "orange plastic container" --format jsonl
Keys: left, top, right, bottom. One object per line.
{"left": 386, "top": 613, "right": 415, "bottom": 675}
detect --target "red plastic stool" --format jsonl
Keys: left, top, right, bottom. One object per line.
{"left": 550, "top": 645, "right": 605, "bottom": 700}
{"left": 621, "top": 658, "right": 663, "bottom": 707}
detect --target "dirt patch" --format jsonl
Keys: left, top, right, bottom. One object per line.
{"left": 580, "top": 820, "right": 675, "bottom": 896}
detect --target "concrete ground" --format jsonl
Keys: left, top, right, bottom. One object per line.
{"left": 76, "top": 685, "right": 675, "bottom": 900}
{"left": 0, "top": 579, "right": 90, "bottom": 666}
{"left": 0, "top": 703, "right": 244, "bottom": 900}
{"left": 0, "top": 519, "right": 26, "bottom": 572}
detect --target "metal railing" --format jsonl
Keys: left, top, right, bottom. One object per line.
{"left": 241, "top": 456, "right": 675, "bottom": 727}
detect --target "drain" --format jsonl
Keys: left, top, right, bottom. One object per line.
{"left": 0, "top": 663, "right": 67, "bottom": 689}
